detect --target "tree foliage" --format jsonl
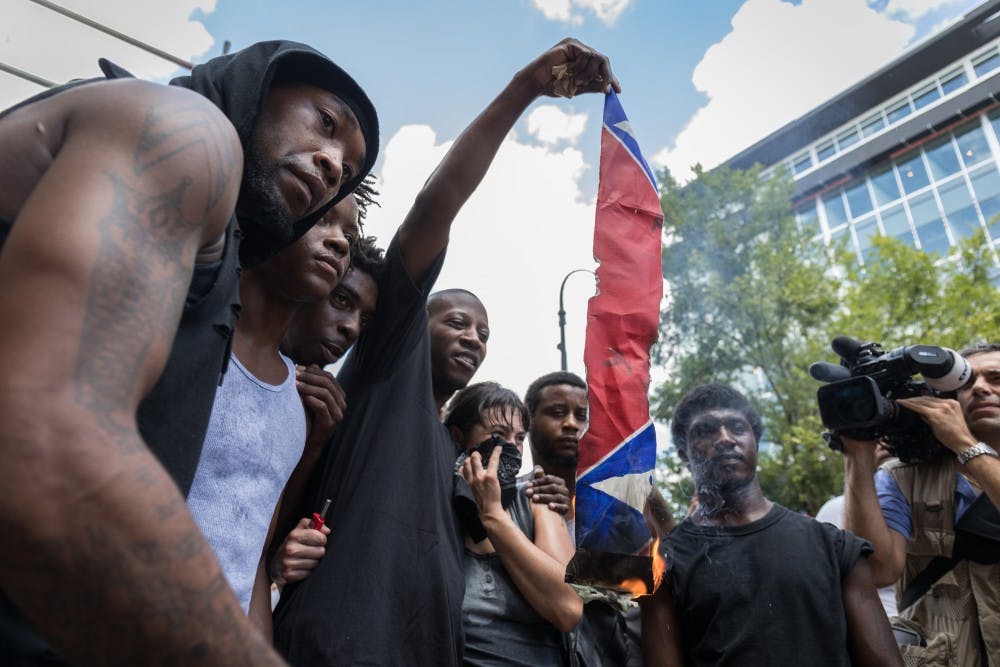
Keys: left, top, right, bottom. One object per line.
{"left": 654, "top": 164, "right": 1000, "bottom": 518}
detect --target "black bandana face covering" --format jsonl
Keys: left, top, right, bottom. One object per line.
{"left": 453, "top": 435, "right": 523, "bottom": 543}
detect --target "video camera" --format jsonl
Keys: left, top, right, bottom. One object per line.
{"left": 809, "top": 336, "right": 972, "bottom": 462}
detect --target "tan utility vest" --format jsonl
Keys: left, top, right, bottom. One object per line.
{"left": 886, "top": 457, "right": 999, "bottom": 667}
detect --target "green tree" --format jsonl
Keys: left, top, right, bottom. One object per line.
{"left": 654, "top": 165, "right": 1000, "bottom": 518}
{"left": 828, "top": 231, "right": 1000, "bottom": 350}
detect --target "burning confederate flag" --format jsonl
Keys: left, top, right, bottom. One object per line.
{"left": 566, "top": 90, "right": 663, "bottom": 593}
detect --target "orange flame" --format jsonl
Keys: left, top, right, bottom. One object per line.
{"left": 651, "top": 536, "right": 666, "bottom": 592}
{"left": 619, "top": 537, "right": 666, "bottom": 599}
{"left": 618, "top": 578, "right": 649, "bottom": 598}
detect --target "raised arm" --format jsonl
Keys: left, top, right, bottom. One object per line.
{"left": 840, "top": 436, "right": 907, "bottom": 587}
{"left": 397, "top": 38, "right": 619, "bottom": 283}
{"left": 462, "top": 448, "right": 583, "bottom": 632}
{"left": 0, "top": 80, "right": 283, "bottom": 665}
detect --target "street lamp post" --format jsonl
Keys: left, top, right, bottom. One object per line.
{"left": 557, "top": 268, "right": 596, "bottom": 371}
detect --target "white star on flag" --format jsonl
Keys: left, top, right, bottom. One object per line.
{"left": 591, "top": 471, "right": 653, "bottom": 515}
{"left": 613, "top": 119, "right": 635, "bottom": 138}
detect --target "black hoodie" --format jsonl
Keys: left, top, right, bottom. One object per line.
{"left": 168, "top": 40, "right": 379, "bottom": 266}
{"left": 0, "top": 40, "right": 378, "bottom": 665}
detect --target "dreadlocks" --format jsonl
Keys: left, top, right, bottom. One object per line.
{"left": 353, "top": 174, "right": 380, "bottom": 226}
{"left": 349, "top": 235, "right": 386, "bottom": 284}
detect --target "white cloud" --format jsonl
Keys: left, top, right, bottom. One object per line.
{"left": 654, "top": 0, "right": 915, "bottom": 180}
{"left": 0, "top": 0, "right": 217, "bottom": 110}
{"left": 527, "top": 104, "right": 588, "bottom": 146}
{"left": 529, "top": 0, "right": 631, "bottom": 26}
{"left": 882, "top": 0, "right": 967, "bottom": 21}
{"left": 575, "top": 0, "right": 631, "bottom": 25}
{"left": 362, "top": 121, "right": 598, "bottom": 407}
{"left": 531, "top": 0, "right": 578, "bottom": 24}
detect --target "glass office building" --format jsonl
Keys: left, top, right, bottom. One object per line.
{"left": 728, "top": 0, "right": 1000, "bottom": 270}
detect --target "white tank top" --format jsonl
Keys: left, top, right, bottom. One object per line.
{"left": 187, "top": 353, "right": 307, "bottom": 612}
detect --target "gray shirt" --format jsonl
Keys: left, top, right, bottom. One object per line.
{"left": 462, "top": 485, "right": 563, "bottom": 666}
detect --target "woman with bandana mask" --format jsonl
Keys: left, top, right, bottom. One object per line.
{"left": 445, "top": 382, "right": 583, "bottom": 666}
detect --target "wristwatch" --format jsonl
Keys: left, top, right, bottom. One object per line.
{"left": 956, "top": 442, "right": 999, "bottom": 466}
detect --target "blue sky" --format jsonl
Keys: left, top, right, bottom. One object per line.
{"left": 0, "top": 0, "right": 988, "bottom": 450}
{"left": 198, "top": 1, "right": 742, "bottom": 173}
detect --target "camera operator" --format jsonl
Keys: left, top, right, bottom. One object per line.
{"left": 840, "top": 343, "right": 1000, "bottom": 667}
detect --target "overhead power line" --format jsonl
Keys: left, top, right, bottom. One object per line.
{"left": 27, "top": 0, "right": 195, "bottom": 70}
{"left": 0, "top": 61, "right": 56, "bottom": 87}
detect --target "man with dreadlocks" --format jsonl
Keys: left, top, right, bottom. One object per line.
{"left": 0, "top": 41, "right": 377, "bottom": 665}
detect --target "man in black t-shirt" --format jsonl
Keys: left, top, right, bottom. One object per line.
{"left": 641, "top": 384, "right": 902, "bottom": 667}
{"left": 273, "top": 39, "right": 618, "bottom": 665}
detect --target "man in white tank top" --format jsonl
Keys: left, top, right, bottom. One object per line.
{"left": 187, "top": 189, "right": 369, "bottom": 635}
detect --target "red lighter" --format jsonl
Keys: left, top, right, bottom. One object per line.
{"left": 310, "top": 498, "right": 332, "bottom": 530}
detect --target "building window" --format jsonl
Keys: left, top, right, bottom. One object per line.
{"left": 968, "top": 164, "right": 1000, "bottom": 236}
{"left": 989, "top": 109, "right": 1000, "bottom": 146}
{"left": 973, "top": 48, "right": 1000, "bottom": 78}
{"left": 795, "top": 202, "right": 821, "bottom": 238}
{"left": 860, "top": 113, "right": 885, "bottom": 138}
{"left": 939, "top": 68, "right": 968, "bottom": 95}
{"left": 939, "top": 178, "right": 984, "bottom": 241}
{"left": 897, "top": 151, "right": 930, "bottom": 194}
{"left": 828, "top": 225, "right": 855, "bottom": 260}
{"left": 792, "top": 152, "right": 812, "bottom": 174}
{"left": 881, "top": 204, "right": 915, "bottom": 246}
{"left": 886, "top": 98, "right": 912, "bottom": 124}
{"left": 909, "top": 193, "right": 950, "bottom": 253}
{"left": 870, "top": 166, "right": 901, "bottom": 206}
{"left": 853, "top": 216, "right": 879, "bottom": 263}
{"left": 955, "top": 123, "right": 990, "bottom": 167}
{"left": 816, "top": 140, "right": 836, "bottom": 163}
{"left": 823, "top": 192, "right": 849, "bottom": 228}
{"left": 845, "top": 181, "right": 873, "bottom": 217}
{"left": 837, "top": 127, "right": 860, "bottom": 151}
{"left": 924, "top": 135, "right": 961, "bottom": 181}
{"left": 911, "top": 83, "right": 941, "bottom": 110}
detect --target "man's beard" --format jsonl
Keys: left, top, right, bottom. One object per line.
{"left": 542, "top": 449, "right": 578, "bottom": 469}
{"left": 690, "top": 457, "right": 754, "bottom": 502}
{"left": 237, "top": 149, "right": 297, "bottom": 265}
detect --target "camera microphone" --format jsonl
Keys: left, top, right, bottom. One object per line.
{"left": 809, "top": 362, "right": 851, "bottom": 382}
{"left": 831, "top": 335, "right": 865, "bottom": 359}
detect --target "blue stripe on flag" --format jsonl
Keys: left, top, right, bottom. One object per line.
{"left": 603, "top": 91, "right": 658, "bottom": 189}
{"left": 576, "top": 422, "right": 657, "bottom": 553}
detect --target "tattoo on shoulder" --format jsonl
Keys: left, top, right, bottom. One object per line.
{"left": 133, "top": 101, "right": 236, "bottom": 217}
{"left": 74, "top": 101, "right": 237, "bottom": 445}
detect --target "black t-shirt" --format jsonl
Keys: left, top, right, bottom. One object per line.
{"left": 273, "top": 237, "right": 465, "bottom": 666}
{"left": 666, "top": 504, "right": 872, "bottom": 667}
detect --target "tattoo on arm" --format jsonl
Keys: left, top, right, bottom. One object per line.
{"left": 133, "top": 102, "right": 236, "bottom": 215}
{"left": 74, "top": 101, "right": 237, "bottom": 445}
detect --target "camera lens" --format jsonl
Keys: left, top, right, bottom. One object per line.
{"left": 817, "top": 376, "right": 886, "bottom": 430}
{"left": 829, "top": 384, "right": 877, "bottom": 424}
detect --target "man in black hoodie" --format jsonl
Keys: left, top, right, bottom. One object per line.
{"left": 0, "top": 41, "right": 377, "bottom": 666}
